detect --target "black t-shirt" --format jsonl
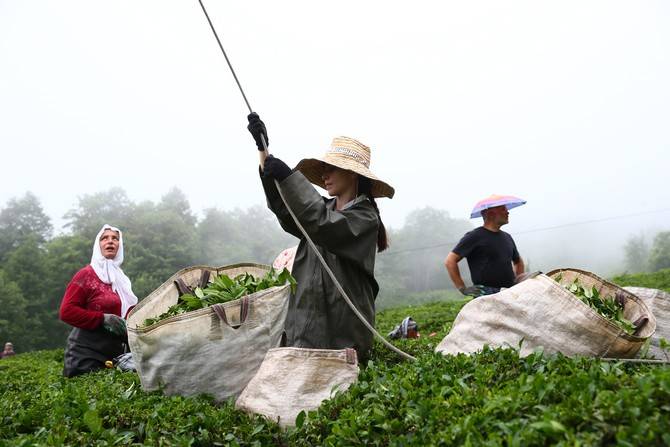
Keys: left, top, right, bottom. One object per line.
{"left": 453, "top": 227, "right": 520, "bottom": 288}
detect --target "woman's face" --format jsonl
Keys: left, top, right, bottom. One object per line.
{"left": 99, "top": 229, "right": 120, "bottom": 259}
{"left": 321, "top": 165, "right": 358, "bottom": 197}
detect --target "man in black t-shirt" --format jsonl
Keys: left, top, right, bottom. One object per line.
{"left": 445, "top": 205, "right": 525, "bottom": 297}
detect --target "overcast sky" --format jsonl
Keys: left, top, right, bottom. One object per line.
{"left": 1, "top": 1, "right": 669, "bottom": 271}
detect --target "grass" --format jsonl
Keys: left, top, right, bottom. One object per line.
{"left": 611, "top": 268, "right": 670, "bottom": 293}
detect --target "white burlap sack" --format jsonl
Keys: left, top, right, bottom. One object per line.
{"left": 624, "top": 286, "right": 670, "bottom": 360}
{"left": 436, "top": 268, "right": 656, "bottom": 358}
{"left": 236, "top": 347, "right": 359, "bottom": 427}
{"left": 127, "top": 263, "right": 290, "bottom": 401}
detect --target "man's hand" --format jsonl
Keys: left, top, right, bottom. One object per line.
{"left": 103, "top": 314, "right": 127, "bottom": 337}
{"left": 247, "top": 112, "right": 268, "bottom": 151}
{"left": 263, "top": 155, "right": 292, "bottom": 181}
{"left": 459, "top": 285, "right": 486, "bottom": 298}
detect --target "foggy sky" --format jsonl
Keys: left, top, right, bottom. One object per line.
{"left": 2, "top": 1, "right": 669, "bottom": 273}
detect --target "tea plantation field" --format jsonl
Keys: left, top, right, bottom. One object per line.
{"left": 1, "top": 271, "right": 669, "bottom": 446}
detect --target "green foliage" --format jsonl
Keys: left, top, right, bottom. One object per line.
{"left": 2, "top": 296, "right": 670, "bottom": 445}
{"left": 0, "top": 270, "right": 30, "bottom": 350}
{"left": 556, "top": 277, "right": 636, "bottom": 335}
{"left": 289, "top": 349, "right": 670, "bottom": 446}
{"left": 0, "top": 192, "right": 52, "bottom": 261}
{"left": 612, "top": 268, "right": 670, "bottom": 293}
{"left": 648, "top": 231, "right": 670, "bottom": 272}
{"left": 376, "top": 207, "right": 472, "bottom": 295}
{"left": 142, "top": 269, "right": 297, "bottom": 327}
{"left": 0, "top": 351, "right": 285, "bottom": 446}
{"left": 63, "top": 188, "right": 134, "bottom": 240}
{"left": 377, "top": 287, "right": 463, "bottom": 310}
{"left": 196, "top": 206, "right": 296, "bottom": 267}
{"left": 623, "top": 233, "right": 650, "bottom": 273}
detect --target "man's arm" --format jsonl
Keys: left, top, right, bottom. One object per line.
{"left": 513, "top": 257, "right": 525, "bottom": 276}
{"left": 445, "top": 251, "right": 466, "bottom": 290}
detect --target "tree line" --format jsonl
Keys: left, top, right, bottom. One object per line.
{"left": 0, "top": 189, "right": 473, "bottom": 353}
{"left": 623, "top": 231, "right": 670, "bottom": 274}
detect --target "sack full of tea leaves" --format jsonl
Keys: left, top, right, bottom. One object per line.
{"left": 436, "top": 268, "right": 656, "bottom": 358}
{"left": 127, "top": 263, "right": 292, "bottom": 401}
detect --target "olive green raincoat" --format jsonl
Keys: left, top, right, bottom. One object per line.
{"left": 262, "top": 171, "right": 379, "bottom": 361}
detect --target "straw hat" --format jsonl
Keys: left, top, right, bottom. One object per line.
{"left": 294, "top": 136, "right": 395, "bottom": 199}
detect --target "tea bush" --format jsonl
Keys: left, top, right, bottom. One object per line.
{"left": 1, "top": 276, "right": 669, "bottom": 446}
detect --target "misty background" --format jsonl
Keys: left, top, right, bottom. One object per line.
{"left": 1, "top": 1, "right": 669, "bottom": 351}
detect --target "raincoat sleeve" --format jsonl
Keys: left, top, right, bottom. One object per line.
{"left": 260, "top": 170, "right": 303, "bottom": 239}
{"left": 272, "top": 171, "right": 379, "bottom": 263}
{"left": 59, "top": 269, "right": 105, "bottom": 330}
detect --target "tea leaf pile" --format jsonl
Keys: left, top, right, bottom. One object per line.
{"left": 142, "top": 268, "right": 296, "bottom": 327}
{"left": 557, "top": 277, "right": 636, "bottom": 335}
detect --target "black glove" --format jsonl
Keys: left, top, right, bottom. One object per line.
{"left": 103, "top": 313, "right": 127, "bottom": 337}
{"left": 459, "top": 285, "right": 486, "bottom": 298}
{"left": 247, "top": 112, "right": 268, "bottom": 151}
{"left": 263, "top": 155, "right": 292, "bottom": 182}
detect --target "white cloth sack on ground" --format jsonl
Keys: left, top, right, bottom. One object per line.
{"left": 127, "top": 263, "right": 290, "bottom": 401}
{"left": 236, "top": 347, "right": 359, "bottom": 427}
{"left": 436, "top": 268, "right": 656, "bottom": 358}
{"left": 624, "top": 286, "right": 670, "bottom": 360}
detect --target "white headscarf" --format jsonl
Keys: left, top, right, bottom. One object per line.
{"left": 90, "top": 224, "right": 138, "bottom": 319}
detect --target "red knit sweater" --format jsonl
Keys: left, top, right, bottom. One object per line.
{"left": 59, "top": 265, "right": 129, "bottom": 330}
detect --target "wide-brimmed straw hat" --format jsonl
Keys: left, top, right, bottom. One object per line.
{"left": 294, "top": 136, "right": 395, "bottom": 199}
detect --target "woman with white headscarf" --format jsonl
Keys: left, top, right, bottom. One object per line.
{"left": 59, "top": 224, "right": 138, "bottom": 377}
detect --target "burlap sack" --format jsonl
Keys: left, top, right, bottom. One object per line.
{"left": 127, "top": 263, "right": 290, "bottom": 401}
{"left": 624, "top": 286, "right": 670, "bottom": 360}
{"left": 236, "top": 347, "right": 359, "bottom": 427}
{"left": 436, "top": 268, "right": 656, "bottom": 358}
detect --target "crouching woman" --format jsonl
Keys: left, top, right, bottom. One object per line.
{"left": 59, "top": 224, "right": 138, "bottom": 377}
{"left": 247, "top": 114, "right": 394, "bottom": 362}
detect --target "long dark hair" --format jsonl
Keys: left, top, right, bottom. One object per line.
{"left": 358, "top": 176, "right": 389, "bottom": 252}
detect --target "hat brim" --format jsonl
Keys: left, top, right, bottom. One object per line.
{"left": 295, "top": 157, "right": 395, "bottom": 199}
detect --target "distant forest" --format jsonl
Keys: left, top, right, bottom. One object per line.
{"left": 1, "top": 189, "right": 668, "bottom": 352}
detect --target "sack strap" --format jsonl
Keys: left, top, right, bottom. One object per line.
{"left": 345, "top": 348, "right": 357, "bottom": 365}
{"left": 174, "top": 278, "right": 193, "bottom": 297}
{"left": 632, "top": 316, "right": 649, "bottom": 336}
{"left": 212, "top": 297, "right": 250, "bottom": 329}
{"left": 199, "top": 270, "right": 211, "bottom": 289}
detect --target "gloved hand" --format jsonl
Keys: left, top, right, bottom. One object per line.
{"left": 459, "top": 285, "right": 486, "bottom": 298}
{"left": 263, "top": 155, "right": 292, "bottom": 182}
{"left": 247, "top": 112, "right": 268, "bottom": 151}
{"left": 103, "top": 314, "right": 127, "bottom": 337}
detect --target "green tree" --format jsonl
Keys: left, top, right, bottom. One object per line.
{"left": 376, "top": 207, "right": 472, "bottom": 304}
{"left": 41, "top": 234, "right": 92, "bottom": 348}
{"left": 63, "top": 188, "right": 134, "bottom": 240}
{"left": 623, "top": 233, "right": 650, "bottom": 273}
{"left": 2, "top": 237, "right": 51, "bottom": 349}
{"left": 123, "top": 192, "right": 199, "bottom": 298}
{"left": 196, "top": 205, "right": 296, "bottom": 267}
{"left": 0, "top": 192, "right": 52, "bottom": 261}
{"left": 648, "top": 231, "right": 670, "bottom": 272}
{"left": 0, "top": 270, "right": 31, "bottom": 352}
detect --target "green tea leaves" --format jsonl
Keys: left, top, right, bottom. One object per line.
{"left": 557, "top": 278, "right": 637, "bottom": 335}
{"left": 141, "top": 268, "right": 296, "bottom": 327}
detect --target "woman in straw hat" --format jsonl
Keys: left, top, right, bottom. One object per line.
{"left": 247, "top": 113, "right": 394, "bottom": 361}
